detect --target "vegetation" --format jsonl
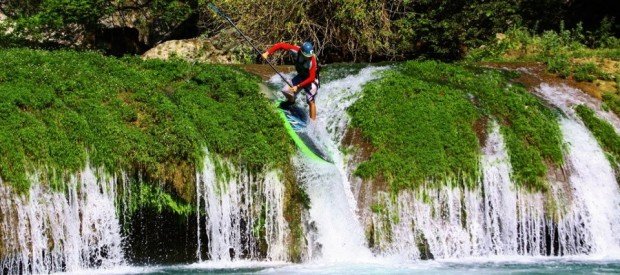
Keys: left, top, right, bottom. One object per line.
{"left": 467, "top": 24, "right": 619, "bottom": 83}
{"left": 349, "top": 61, "right": 563, "bottom": 192}
{"left": 468, "top": 23, "right": 619, "bottom": 120}
{"left": 127, "top": 182, "right": 193, "bottom": 216}
{"left": 468, "top": 22, "right": 619, "bottom": 62}
{"left": 0, "top": 48, "right": 292, "bottom": 197}
{"left": 575, "top": 105, "right": 620, "bottom": 167}
{"left": 2, "top": 1, "right": 617, "bottom": 61}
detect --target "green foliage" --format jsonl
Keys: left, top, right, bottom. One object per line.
{"left": 575, "top": 105, "right": 620, "bottom": 168}
{"left": 35, "top": 0, "right": 112, "bottom": 29}
{"left": 467, "top": 25, "right": 590, "bottom": 62}
{"left": 591, "top": 17, "right": 620, "bottom": 49}
{"left": 602, "top": 92, "right": 620, "bottom": 118}
{"left": 349, "top": 65, "right": 480, "bottom": 190}
{"left": 129, "top": 182, "right": 193, "bottom": 216}
{"left": 546, "top": 54, "right": 571, "bottom": 78}
{"left": 573, "top": 63, "right": 599, "bottom": 82}
{"left": 349, "top": 61, "right": 563, "bottom": 192}
{"left": 468, "top": 23, "right": 618, "bottom": 83}
{"left": 3, "top": 0, "right": 195, "bottom": 50}
{"left": 0, "top": 48, "right": 292, "bottom": 194}
{"left": 370, "top": 203, "right": 386, "bottom": 214}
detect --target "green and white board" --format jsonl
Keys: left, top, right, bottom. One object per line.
{"left": 276, "top": 101, "right": 333, "bottom": 164}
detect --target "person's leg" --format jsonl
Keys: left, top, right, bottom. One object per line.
{"left": 309, "top": 100, "right": 317, "bottom": 120}
{"left": 282, "top": 75, "right": 303, "bottom": 103}
{"left": 305, "top": 82, "right": 318, "bottom": 120}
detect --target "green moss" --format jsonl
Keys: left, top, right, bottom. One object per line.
{"left": 0, "top": 48, "right": 293, "bottom": 196}
{"left": 128, "top": 182, "right": 193, "bottom": 216}
{"left": 349, "top": 61, "right": 563, "bottom": 192}
{"left": 602, "top": 92, "right": 620, "bottom": 117}
{"left": 575, "top": 105, "right": 620, "bottom": 167}
{"left": 370, "top": 203, "right": 385, "bottom": 214}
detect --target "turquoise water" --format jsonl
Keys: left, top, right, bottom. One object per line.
{"left": 67, "top": 258, "right": 620, "bottom": 274}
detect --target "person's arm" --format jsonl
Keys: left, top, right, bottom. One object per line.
{"left": 295, "top": 55, "right": 317, "bottom": 88}
{"left": 262, "top": 42, "right": 299, "bottom": 59}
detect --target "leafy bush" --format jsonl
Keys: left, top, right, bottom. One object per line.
{"left": 573, "top": 62, "right": 599, "bottom": 82}
{"left": 546, "top": 54, "right": 571, "bottom": 78}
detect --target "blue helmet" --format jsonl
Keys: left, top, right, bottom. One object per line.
{"left": 301, "top": 42, "right": 314, "bottom": 57}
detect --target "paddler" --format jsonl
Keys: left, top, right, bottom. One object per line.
{"left": 262, "top": 41, "right": 319, "bottom": 120}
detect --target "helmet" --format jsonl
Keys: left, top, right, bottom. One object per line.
{"left": 301, "top": 42, "right": 314, "bottom": 57}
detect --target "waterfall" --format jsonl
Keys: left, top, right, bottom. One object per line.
{"left": 195, "top": 153, "right": 288, "bottom": 262}
{"left": 369, "top": 117, "right": 620, "bottom": 259}
{"left": 558, "top": 118, "right": 620, "bottom": 255}
{"left": 0, "top": 167, "right": 124, "bottom": 274}
{"left": 293, "top": 158, "right": 373, "bottom": 262}
{"left": 269, "top": 66, "right": 388, "bottom": 262}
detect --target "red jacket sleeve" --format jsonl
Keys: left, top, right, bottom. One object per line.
{"left": 266, "top": 42, "right": 299, "bottom": 54}
{"left": 296, "top": 55, "right": 317, "bottom": 88}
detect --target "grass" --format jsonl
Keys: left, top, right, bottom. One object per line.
{"left": 467, "top": 26, "right": 619, "bottom": 82}
{"left": 575, "top": 105, "right": 620, "bottom": 167}
{"left": 348, "top": 61, "right": 564, "bottom": 192}
{"left": 0, "top": 48, "right": 293, "bottom": 199}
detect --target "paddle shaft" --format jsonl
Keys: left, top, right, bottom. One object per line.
{"left": 207, "top": 3, "right": 294, "bottom": 88}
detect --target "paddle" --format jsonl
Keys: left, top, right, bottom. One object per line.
{"left": 207, "top": 3, "right": 294, "bottom": 88}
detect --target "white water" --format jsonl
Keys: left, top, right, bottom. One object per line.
{"left": 270, "top": 66, "right": 387, "bottom": 262}
{"left": 559, "top": 118, "right": 620, "bottom": 255}
{"left": 369, "top": 115, "right": 620, "bottom": 259}
{"left": 4, "top": 67, "right": 620, "bottom": 273}
{"left": 195, "top": 153, "right": 288, "bottom": 261}
{"left": 536, "top": 83, "right": 620, "bottom": 133}
{"left": 0, "top": 167, "right": 124, "bottom": 274}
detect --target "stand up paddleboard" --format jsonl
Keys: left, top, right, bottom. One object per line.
{"left": 276, "top": 101, "right": 333, "bottom": 164}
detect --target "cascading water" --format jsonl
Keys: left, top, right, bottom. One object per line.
{"left": 367, "top": 83, "right": 620, "bottom": 260}
{"left": 536, "top": 83, "right": 620, "bottom": 133}
{"left": 558, "top": 118, "right": 620, "bottom": 255}
{"left": 195, "top": 152, "right": 288, "bottom": 262}
{"left": 269, "top": 67, "right": 387, "bottom": 262}
{"left": 0, "top": 166, "right": 124, "bottom": 274}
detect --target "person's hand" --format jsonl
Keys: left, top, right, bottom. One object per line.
{"left": 288, "top": 85, "right": 298, "bottom": 94}
{"left": 261, "top": 52, "right": 269, "bottom": 60}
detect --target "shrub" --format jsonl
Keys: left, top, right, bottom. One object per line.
{"left": 573, "top": 62, "right": 598, "bottom": 82}
{"left": 546, "top": 54, "right": 571, "bottom": 78}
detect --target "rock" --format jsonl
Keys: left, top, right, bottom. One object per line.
{"left": 142, "top": 37, "right": 250, "bottom": 64}
{"left": 496, "top": 33, "right": 506, "bottom": 42}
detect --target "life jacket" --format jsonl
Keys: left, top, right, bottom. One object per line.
{"left": 293, "top": 52, "right": 312, "bottom": 78}
{"left": 293, "top": 52, "right": 321, "bottom": 87}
